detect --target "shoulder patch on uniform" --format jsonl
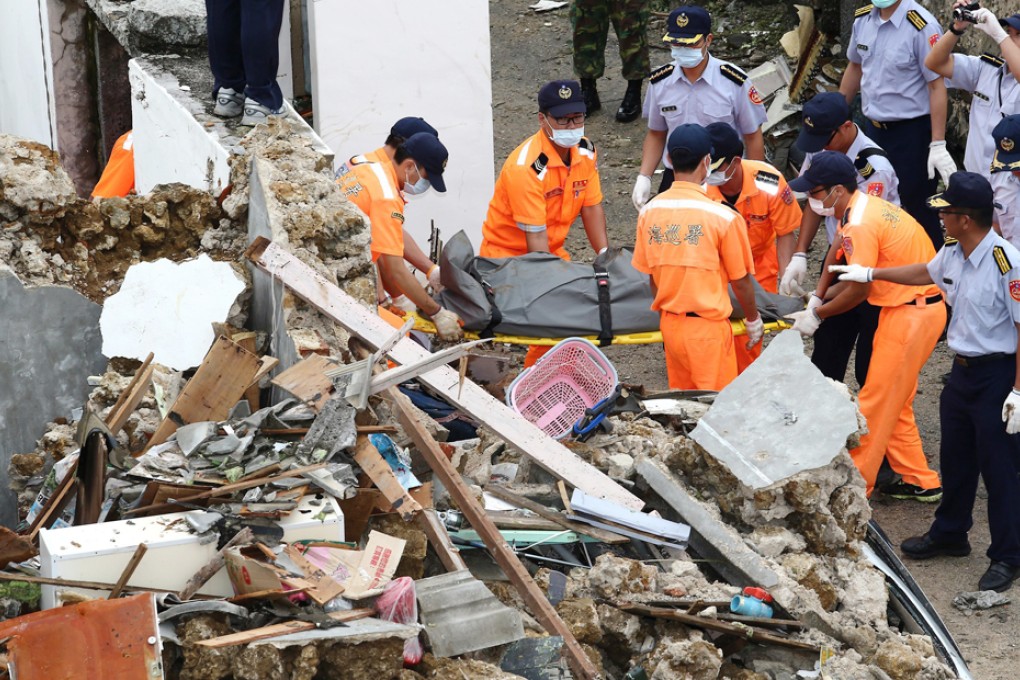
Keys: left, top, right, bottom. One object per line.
{"left": 531, "top": 152, "right": 549, "bottom": 176}
{"left": 349, "top": 155, "right": 369, "bottom": 166}
{"left": 994, "top": 245, "right": 1012, "bottom": 275}
{"left": 391, "top": 211, "right": 405, "bottom": 224}
{"left": 720, "top": 63, "right": 748, "bottom": 86}
{"left": 906, "top": 9, "right": 927, "bottom": 31}
{"left": 943, "top": 238, "right": 959, "bottom": 246}
{"left": 854, "top": 152, "right": 878, "bottom": 179}
{"left": 980, "top": 52, "right": 1006, "bottom": 68}
{"left": 755, "top": 169, "right": 780, "bottom": 185}
{"left": 578, "top": 137, "right": 595, "bottom": 153}
{"left": 649, "top": 63, "right": 675, "bottom": 83}
{"left": 855, "top": 4, "right": 873, "bottom": 19}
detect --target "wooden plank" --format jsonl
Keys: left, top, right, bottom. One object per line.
{"left": 145, "top": 336, "right": 261, "bottom": 451}
{"left": 487, "top": 513, "right": 563, "bottom": 531}
{"left": 0, "top": 571, "right": 209, "bottom": 598}
{"left": 246, "top": 237, "right": 641, "bottom": 511}
{"left": 109, "top": 543, "right": 148, "bottom": 599}
{"left": 106, "top": 352, "right": 154, "bottom": 435}
{"left": 194, "top": 609, "right": 375, "bottom": 648}
{"left": 417, "top": 509, "right": 468, "bottom": 572}
{"left": 351, "top": 436, "right": 422, "bottom": 521}
{"left": 270, "top": 354, "right": 336, "bottom": 411}
{"left": 388, "top": 386, "right": 599, "bottom": 680}
{"left": 26, "top": 466, "right": 78, "bottom": 543}
{"left": 486, "top": 486, "right": 629, "bottom": 545}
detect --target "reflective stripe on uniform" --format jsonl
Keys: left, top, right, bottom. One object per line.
{"left": 369, "top": 163, "right": 395, "bottom": 199}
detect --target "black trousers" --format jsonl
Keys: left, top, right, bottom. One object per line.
{"left": 811, "top": 300, "right": 880, "bottom": 387}
{"left": 206, "top": 0, "right": 285, "bottom": 110}
{"left": 931, "top": 355, "right": 1020, "bottom": 565}
{"left": 865, "top": 115, "right": 942, "bottom": 250}
{"left": 658, "top": 169, "right": 674, "bottom": 194}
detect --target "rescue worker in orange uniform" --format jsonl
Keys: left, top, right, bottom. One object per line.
{"left": 704, "top": 122, "right": 802, "bottom": 371}
{"left": 786, "top": 152, "right": 944, "bottom": 500}
{"left": 335, "top": 132, "right": 462, "bottom": 340}
{"left": 481, "top": 80, "right": 610, "bottom": 365}
{"left": 91, "top": 130, "right": 135, "bottom": 199}
{"left": 632, "top": 123, "right": 764, "bottom": 390}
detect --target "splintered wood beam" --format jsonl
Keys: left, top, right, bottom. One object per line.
{"left": 351, "top": 435, "right": 422, "bottom": 521}
{"left": 106, "top": 352, "right": 155, "bottom": 435}
{"left": 417, "top": 509, "right": 468, "bottom": 573}
{"left": 388, "top": 386, "right": 600, "bottom": 680}
{"left": 245, "top": 237, "right": 641, "bottom": 511}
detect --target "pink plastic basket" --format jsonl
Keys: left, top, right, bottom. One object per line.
{"left": 507, "top": 338, "right": 618, "bottom": 439}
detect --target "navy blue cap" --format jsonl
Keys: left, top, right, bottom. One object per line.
{"left": 1000, "top": 13, "right": 1020, "bottom": 31}
{"left": 667, "top": 124, "right": 713, "bottom": 166}
{"left": 538, "top": 80, "right": 586, "bottom": 118}
{"left": 796, "top": 92, "right": 850, "bottom": 153}
{"left": 706, "top": 122, "right": 743, "bottom": 168}
{"left": 788, "top": 151, "right": 856, "bottom": 192}
{"left": 390, "top": 117, "right": 437, "bottom": 142}
{"left": 991, "top": 114, "right": 1020, "bottom": 173}
{"left": 663, "top": 6, "right": 711, "bottom": 46}
{"left": 403, "top": 133, "right": 448, "bottom": 193}
{"left": 927, "top": 172, "right": 994, "bottom": 210}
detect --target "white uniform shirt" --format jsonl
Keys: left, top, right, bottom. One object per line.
{"left": 947, "top": 54, "right": 1020, "bottom": 176}
{"left": 802, "top": 126, "right": 900, "bottom": 243}
{"left": 992, "top": 171, "right": 1020, "bottom": 248}
{"left": 847, "top": 0, "right": 943, "bottom": 122}
{"left": 642, "top": 54, "right": 767, "bottom": 168}
{"left": 927, "top": 229, "right": 1020, "bottom": 356}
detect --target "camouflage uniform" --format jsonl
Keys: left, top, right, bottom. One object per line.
{"left": 571, "top": 0, "right": 650, "bottom": 81}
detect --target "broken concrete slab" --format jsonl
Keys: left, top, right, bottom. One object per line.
{"left": 415, "top": 569, "right": 525, "bottom": 657}
{"left": 100, "top": 255, "right": 246, "bottom": 370}
{"left": 689, "top": 331, "right": 859, "bottom": 490}
{"left": 128, "top": 0, "right": 207, "bottom": 50}
{"left": 0, "top": 269, "right": 106, "bottom": 527}
{"left": 0, "top": 135, "right": 78, "bottom": 221}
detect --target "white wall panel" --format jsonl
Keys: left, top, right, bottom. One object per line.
{"left": 0, "top": 0, "right": 56, "bottom": 147}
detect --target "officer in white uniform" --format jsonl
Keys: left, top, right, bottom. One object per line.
{"left": 841, "top": 0, "right": 955, "bottom": 248}
{"left": 991, "top": 115, "right": 1020, "bottom": 247}
{"left": 631, "top": 4, "right": 767, "bottom": 207}
{"left": 832, "top": 171, "right": 1020, "bottom": 593}
{"left": 926, "top": 9, "right": 1020, "bottom": 177}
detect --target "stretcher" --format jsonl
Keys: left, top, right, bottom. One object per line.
{"left": 408, "top": 311, "right": 790, "bottom": 346}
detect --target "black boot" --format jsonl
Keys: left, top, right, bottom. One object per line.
{"left": 616, "top": 79, "right": 642, "bottom": 123}
{"left": 580, "top": 78, "right": 601, "bottom": 114}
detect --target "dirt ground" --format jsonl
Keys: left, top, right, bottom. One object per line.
{"left": 487, "top": 1, "right": 1015, "bottom": 677}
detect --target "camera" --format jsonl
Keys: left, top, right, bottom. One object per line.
{"left": 952, "top": 1, "right": 981, "bottom": 23}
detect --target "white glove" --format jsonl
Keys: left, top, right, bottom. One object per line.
{"left": 828, "top": 263, "right": 874, "bottom": 283}
{"left": 973, "top": 8, "right": 1009, "bottom": 43}
{"left": 744, "top": 316, "right": 764, "bottom": 349}
{"left": 1003, "top": 389, "right": 1020, "bottom": 434}
{"left": 427, "top": 265, "right": 444, "bottom": 293}
{"left": 780, "top": 253, "right": 808, "bottom": 297}
{"left": 807, "top": 292, "right": 824, "bottom": 313}
{"left": 632, "top": 174, "right": 652, "bottom": 210}
{"left": 430, "top": 307, "right": 463, "bottom": 341}
{"left": 391, "top": 294, "right": 417, "bottom": 313}
{"left": 785, "top": 308, "right": 822, "bottom": 337}
{"left": 927, "top": 141, "right": 957, "bottom": 186}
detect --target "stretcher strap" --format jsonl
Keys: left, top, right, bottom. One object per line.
{"left": 593, "top": 264, "right": 613, "bottom": 347}
{"left": 478, "top": 278, "right": 502, "bottom": 339}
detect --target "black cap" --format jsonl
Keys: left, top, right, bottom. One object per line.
{"left": 667, "top": 124, "right": 713, "bottom": 166}
{"left": 991, "top": 114, "right": 1020, "bottom": 173}
{"left": 927, "top": 171, "right": 994, "bottom": 210}
{"left": 1000, "top": 13, "right": 1020, "bottom": 31}
{"left": 796, "top": 92, "right": 850, "bottom": 153}
{"left": 403, "top": 133, "right": 448, "bottom": 193}
{"left": 663, "top": 6, "right": 711, "bottom": 45}
{"left": 538, "top": 80, "right": 586, "bottom": 118}
{"left": 390, "top": 117, "right": 437, "bottom": 142}
{"left": 706, "top": 122, "right": 743, "bottom": 169}
{"left": 788, "top": 151, "right": 856, "bottom": 192}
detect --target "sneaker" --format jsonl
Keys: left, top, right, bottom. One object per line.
{"left": 240, "top": 98, "right": 285, "bottom": 126}
{"left": 901, "top": 532, "right": 971, "bottom": 560}
{"left": 213, "top": 87, "right": 244, "bottom": 117}
{"left": 881, "top": 480, "right": 943, "bottom": 503}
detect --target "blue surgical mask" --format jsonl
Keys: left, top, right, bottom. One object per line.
{"left": 549, "top": 126, "right": 584, "bottom": 148}
{"left": 871, "top": 0, "right": 896, "bottom": 8}
{"left": 403, "top": 164, "right": 431, "bottom": 196}
{"left": 671, "top": 46, "right": 705, "bottom": 69}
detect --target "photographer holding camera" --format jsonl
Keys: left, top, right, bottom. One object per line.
{"left": 926, "top": 2, "right": 1020, "bottom": 179}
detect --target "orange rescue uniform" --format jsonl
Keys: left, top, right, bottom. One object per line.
{"left": 91, "top": 131, "right": 135, "bottom": 199}
{"left": 707, "top": 159, "right": 802, "bottom": 371}
{"left": 839, "top": 192, "right": 945, "bottom": 496}
{"left": 335, "top": 152, "right": 405, "bottom": 263}
{"left": 480, "top": 131, "right": 603, "bottom": 260}
{"left": 632, "top": 181, "right": 755, "bottom": 390}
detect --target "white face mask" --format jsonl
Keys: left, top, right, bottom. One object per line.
{"left": 706, "top": 160, "right": 736, "bottom": 186}
{"left": 808, "top": 187, "right": 837, "bottom": 217}
{"left": 871, "top": 0, "right": 896, "bottom": 8}
{"left": 548, "top": 126, "right": 584, "bottom": 148}
{"left": 671, "top": 46, "right": 705, "bottom": 69}
{"left": 403, "top": 164, "right": 431, "bottom": 196}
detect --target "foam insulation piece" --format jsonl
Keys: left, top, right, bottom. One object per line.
{"left": 690, "top": 331, "right": 859, "bottom": 489}
{"left": 100, "top": 255, "right": 245, "bottom": 370}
